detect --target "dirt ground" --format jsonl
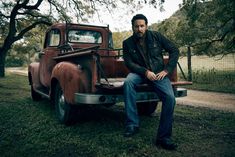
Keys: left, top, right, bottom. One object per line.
{"left": 176, "top": 90, "right": 235, "bottom": 112}
{"left": 6, "top": 67, "right": 235, "bottom": 112}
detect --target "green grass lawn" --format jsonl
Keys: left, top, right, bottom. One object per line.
{"left": 0, "top": 74, "right": 235, "bottom": 157}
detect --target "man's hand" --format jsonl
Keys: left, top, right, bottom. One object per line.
{"left": 146, "top": 70, "right": 157, "bottom": 81}
{"left": 146, "top": 70, "right": 168, "bottom": 81}
{"left": 155, "top": 70, "right": 168, "bottom": 80}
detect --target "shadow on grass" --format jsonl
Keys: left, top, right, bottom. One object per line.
{"left": 69, "top": 105, "right": 126, "bottom": 126}
{"left": 32, "top": 97, "right": 127, "bottom": 127}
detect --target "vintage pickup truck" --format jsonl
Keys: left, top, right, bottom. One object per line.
{"left": 28, "top": 23, "right": 192, "bottom": 125}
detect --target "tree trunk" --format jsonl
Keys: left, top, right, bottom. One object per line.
{"left": 187, "top": 46, "right": 192, "bottom": 81}
{"left": 0, "top": 49, "right": 6, "bottom": 77}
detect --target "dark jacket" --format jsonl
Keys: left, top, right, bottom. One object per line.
{"left": 123, "top": 30, "right": 179, "bottom": 77}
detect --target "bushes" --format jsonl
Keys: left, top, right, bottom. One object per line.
{"left": 5, "top": 56, "right": 25, "bottom": 67}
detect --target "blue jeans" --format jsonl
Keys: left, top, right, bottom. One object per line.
{"left": 123, "top": 73, "right": 176, "bottom": 140}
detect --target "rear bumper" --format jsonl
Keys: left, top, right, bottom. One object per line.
{"left": 74, "top": 88, "right": 187, "bottom": 105}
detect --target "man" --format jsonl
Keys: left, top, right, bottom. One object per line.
{"left": 122, "top": 14, "right": 179, "bottom": 150}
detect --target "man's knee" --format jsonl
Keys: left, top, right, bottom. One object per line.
{"left": 124, "top": 77, "right": 136, "bottom": 92}
{"left": 124, "top": 78, "right": 133, "bottom": 86}
{"left": 168, "top": 93, "right": 175, "bottom": 101}
{"left": 164, "top": 93, "right": 176, "bottom": 107}
{"left": 124, "top": 73, "right": 142, "bottom": 88}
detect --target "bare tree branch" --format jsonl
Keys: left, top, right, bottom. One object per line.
{"left": 48, "top": 0, "right": 71, "bottom": 22}
{"left": 20, "top": 0, "right": 43, "bottom": 10}
{"left": 0, "top": 11, "right": 10, "bottom": 18}
{"left": 14, "top": 20, "right": 51, "bottom": 42}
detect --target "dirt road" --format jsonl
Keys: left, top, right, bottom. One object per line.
{"left": 177, "top": 90, "right": 235, "bottom": 112}
{"left": 6, "top": 67, "right": 235, "bottom": 112}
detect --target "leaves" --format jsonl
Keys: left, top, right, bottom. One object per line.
{"left": 149, "top": 0, "right": 235, "bottom": 56}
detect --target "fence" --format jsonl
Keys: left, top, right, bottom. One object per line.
{"left": 177, "top": 54, "right": 235, "bottom": 85}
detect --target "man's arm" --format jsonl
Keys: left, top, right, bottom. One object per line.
{"left": 157, "top": 32, "right": 179, "bottom": 74}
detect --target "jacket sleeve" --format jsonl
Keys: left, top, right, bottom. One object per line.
{"left": 123, "top": 40, "right": 148, "bottom": 76}
{"left": 157, "top": 32, "right": 179, "bottom": 74}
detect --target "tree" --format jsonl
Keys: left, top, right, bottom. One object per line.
{"left": 112, "top": 31, "right": 132, "bottom": 48}
{"left": 0, "top": 0, "right": 52, "bottom": 77}
{"left": 5, "top": 24, "right": 46, "bottom": 67}
{"left": 173, "top": 0, "right": 234, "bottom": 56}
{"left": 150, "top": 0, "right": 235, "bottom": 57}
{"left": 178, "top": 0, "right": 235, "bottom": 57}
{"left": 0, "top": 0, "right": 166, "bottom": 77}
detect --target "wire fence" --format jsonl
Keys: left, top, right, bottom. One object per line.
{"left": 177, "top": 54, "right": 235, "bottom": 84}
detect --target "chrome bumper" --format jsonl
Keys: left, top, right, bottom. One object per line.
{"left": 74, "top": 88, "right": 187, "bottom": 105}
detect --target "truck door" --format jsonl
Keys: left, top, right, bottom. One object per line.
{"left": 39, "top": 28, "right": 60, "bottom": 88}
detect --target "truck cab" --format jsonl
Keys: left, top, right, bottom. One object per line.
{"left": 28, "top": 23, "right": 192, "bottom": 125}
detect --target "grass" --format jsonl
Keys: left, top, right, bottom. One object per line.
{"left": 178, "top": 70, "right": 235, "bottom": 94}
{"left": 177, "top": 54, "right": 235, "bottom": 93}
{"left": 0, "top": 74, "right": 235, "bottom": 157}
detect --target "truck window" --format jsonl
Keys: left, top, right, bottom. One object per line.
{"left": 46, "top": 29, "right": 60, "bottom": 47}
{"left": 109, "top": 32, "right": 114, "bottom": 48}
{"left": 68, "top": 30, "right": 102, "bottom": 44}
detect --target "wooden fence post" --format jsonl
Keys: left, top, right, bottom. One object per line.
{"left": 187, "top": 46, "right": 192, "bottom": 81}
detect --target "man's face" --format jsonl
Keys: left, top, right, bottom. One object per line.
{"left": 132, "top": 19, "right": 148, "bottom": 38}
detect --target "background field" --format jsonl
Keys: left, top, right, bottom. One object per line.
{"left": 177, "top": 54, "right": 235, "bottom": 93}
{"left": 178, "top": 54, "right": 235, "bottom": 71}
{"left": 0, "top": 74, "right": 234, "bottom": 157}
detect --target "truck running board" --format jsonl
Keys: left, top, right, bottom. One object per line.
{"left": 34, "top": 88, "right": 50, "bottom": 99}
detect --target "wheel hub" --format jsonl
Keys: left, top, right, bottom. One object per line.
{"left": 58, "top": 93, "right": 65, "bottom": 116}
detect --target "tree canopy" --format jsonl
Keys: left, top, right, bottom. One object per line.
{"left": 151, "top": 0, "right": 235, "bottom": 56}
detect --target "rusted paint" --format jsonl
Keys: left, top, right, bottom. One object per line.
{"left": 28, "top": 62, "right": 42, "bottom": 89}
{"left": 51, "top": 62, "right": 88, "bottom": 104}
{"left": 51, "top": 53, "right": 97, "bottom": 104}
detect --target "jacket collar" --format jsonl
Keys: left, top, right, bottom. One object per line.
{"left": 146, "top": 30, "right": 154, "bottom": 44}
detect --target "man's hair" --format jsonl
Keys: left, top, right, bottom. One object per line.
{"left": 131, "top": 14, "right": 148, "bottom": 25}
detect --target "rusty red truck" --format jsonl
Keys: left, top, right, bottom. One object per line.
{"left": 28, "top": 23, "right": 192, "bottom": 125}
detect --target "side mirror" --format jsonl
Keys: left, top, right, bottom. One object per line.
{"left": 34, "top": 45, "right": 44, "bottom": 59}
{"left": 38, "top": 52, "right": 45, "bottom": 59}
{"left": 34, "top": 45, "right": 41, "bottom": 52}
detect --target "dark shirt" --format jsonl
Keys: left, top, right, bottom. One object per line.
{"left": 136, "top": 36, "right": 151, "bottom": 70}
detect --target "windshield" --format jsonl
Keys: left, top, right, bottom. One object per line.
{"left": 68, "top": 30, "right": 102, "bottom": 44}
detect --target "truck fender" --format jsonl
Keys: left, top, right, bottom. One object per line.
{"left": 51, "top": 62, "right": 90, "bottom": 105}
{"left": 28, "top": 62, "right": 42, "bottom": 90}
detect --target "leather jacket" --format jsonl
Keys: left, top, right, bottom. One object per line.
{"left": 123, "top": 30, "right": 179, "bottom": 77}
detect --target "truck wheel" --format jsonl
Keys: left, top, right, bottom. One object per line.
{"left": 31, "top": 85, "right": 42, "bottom": 101}
{"left": 54, "top": 83, "right": 75, "bottom": 125}
{"left": 137, "top": 101, "right": 158, "bottom": 116}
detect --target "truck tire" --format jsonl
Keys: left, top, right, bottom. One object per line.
{"left": 137, "top": 101, "right": 158, "bottom": 116}
{"left": 31, "top": 85, "right": 42, "bottom": 101}
{"left": 54, "top": 83, "right": 75, "bottom": 125}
